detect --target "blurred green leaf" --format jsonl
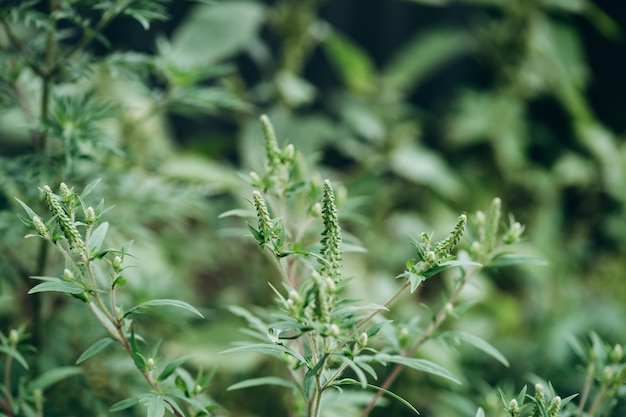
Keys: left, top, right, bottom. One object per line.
{"left": 440, "top": 331, "right": 510, "bottom": 367}
{"left": 30, "top": 367, "right": 82, "bottom": 391}
{"left": 169, "top": 1, "right": 265, "bottom": 68}
{"left": 383, "top": 28, "right": 472, "bottom": 92}
{"left": 374, "top": 353, "right": 461, "bottom": 384}
{"left": 323, "top": 30, "right": 377, "bottom": 95}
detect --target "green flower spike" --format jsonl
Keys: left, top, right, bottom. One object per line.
{"left": 547, "top": 396, "right": 561, "bottom": 417}
{"left": 42, "top": 185, "right": 85, "bottom": 254}
{"left": 434, "top": 214, "right": 467, "bottom": 259}
{"left": 312, "top": 271, "right": 330, "bottom": 324}
{"left": 319, "top": 179, "right": 342, "bottom": 280}
{"left": 252, "top": 190, "right": 273, "bottom": 245}
{"left": 507, "top": 399, "right": 520, "bottom": 417}
{"left": 531, "top": 384, "right": 546, "bottom": 417}
{"left": 260, "top": 114, "right": 281, "bottom": 173}
{"left": 483, "top": 197, "right": 502, "bottom": 257}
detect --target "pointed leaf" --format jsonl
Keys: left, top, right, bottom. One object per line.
{"left": 15, "top": 198, "right": 40, "bottom": 221}
{"left": 228, "top": 376, "right": 299, "bottom": 391}
{"left": 158, "top": 356, "right": 190, "bottom": 382}
{"left": 30, "top": 367, "right": 82, "bottom": 390}
{"left": 489, "top": 254, "right": 547, "bottom": 268}
{"left": 28, "top": 281, "right": 85, "bottom": 295}
{"left": 88, "top": 222, "right": 109, "bottom": 253}
{"left": 110, "top": 396, "right": 140, "bottom": 412}
{"left": 0, "top": 346, "right": 29, "bottom": 370}
{"left": 218, "top": 209, "right": 256, "bottom": 218}
{"left": 440, "top": 331, "right": 509, "bottom": 367}
{"left": 222, "top": 343, "right": 306, "bottom": 364}
{"left": 124, "top": 299, "right": 204, "bottom": 319}
{"left": 81, "top": 178, "right": 102, "bottom": 198}
{"left": 76, "top": 338, "right": 115, "bottom": 364}
{"left": 374, "top": 353, "right": 461, "bottom": 384}
{"left": 335, "top": 378, "right": 419, "bottom": 415}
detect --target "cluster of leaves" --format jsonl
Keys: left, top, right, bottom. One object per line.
{"left": 14, "top": 181, "right": 215, "bottom": 417}
{"left": 222, "top": 115, "right": 541, "bottom": 417}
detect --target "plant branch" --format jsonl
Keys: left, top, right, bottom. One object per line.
{"left": 575, "top": 361, "right": 595, "bottom": 417}
{"left": 359, "top": 266, "right": 480, "bottom": 417}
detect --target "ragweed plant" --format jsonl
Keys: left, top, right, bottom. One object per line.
{"left": 16, "top": 182, "right": 215, "bottom": 417}
{"left": 224, "top": 115, "right": 538, "bottom": 417}
{"left": 570, "top": 332, "right": 626, "bottom": 417}
{"left": 497, "top": 383, "right": 577, "bottom": 417}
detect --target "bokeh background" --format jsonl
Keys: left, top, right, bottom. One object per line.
{"left": 1, "top": 0, "right": 626, "bottom": 416}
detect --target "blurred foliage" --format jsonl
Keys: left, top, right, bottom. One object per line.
{"left": 0, "top": 0, "right": 625, "bottom": 416}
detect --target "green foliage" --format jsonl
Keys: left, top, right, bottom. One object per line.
{"left": 0, "top": 0, "right": 625, "bottom": 416}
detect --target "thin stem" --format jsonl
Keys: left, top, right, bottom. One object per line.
{"left": 575, "top": 362, "right": 595, "bottom": 417}
{"left": 0, "top": 394, "right": 13, "bottom": 417}
{"left": 3, "top": 353, "right": 13, "bottom": 416}
{"left": 359, "top": 267, "right": 480, "bottom": 417}
{"left": 586, "top": 385, "right": 608, "bottom": 417}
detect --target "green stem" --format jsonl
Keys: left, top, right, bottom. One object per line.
{"left": 359, "top": 266, "right": 480, "bottom": 417}
{"left": 575, "top": 361, "right": 595, "bottom": 417}
{"left": 3, "top": 353, "right": 14, "bottom": 417}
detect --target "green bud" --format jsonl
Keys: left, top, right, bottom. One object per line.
{"left": 329, "top": 324, "right": 340, "bottom": 338}
{"left": 85, "top": 206, "right": 96, "bottom": 225}
{"left": 8, "top": 329, "right": 19, "bottom": 347}
{"left": 59, "top": 182, "right": 72, "bottom": 202}
{"left": 283, "top": 144, "right": 295, "bottom": 161}
{"left": 357, "top": 332, "right": 368, "bottom": 348}
{"left": 319, "top": 180, "right": 342, "bottom": 280}
{"left": 113, "top": 256, "right": 123, "bottom": 273}
{"left": 252, "top": 190, "right": 273, "bottom": 244}
{"left": 508, "top": 399, "right": 520, "bottom": 417}
{"left": 310, "top": 202, "right": 322, "bottom": 217}
{"left": 33, "top": 216, "right": 49, "bottom": 239}
{"left": 146, "top": 357, "right": 155, "bottom": 369}
{"left": 547, "top": 396, "right": 561, "bottom": 417}
{"left": 249, "top": 171, "right": 262, "bottom": 187}
{"left": 63, "top": 268, "right": 74, "bottom": 281}
{"left": 610, "top": 344, "right": 623, "bottom": 363}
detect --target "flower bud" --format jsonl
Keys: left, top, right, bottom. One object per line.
{"left": 249, "top": 171, "right": 261, "bottom": 186}
{"left": 147, "top": 357, "right": 155, "bottom": 369}
{"left": 283, "top": 144, "right": 295, "bottom": 160}
{"left": 63, "top": 269, "right": 74, "bottom": 281}
{"left": 113, "top": 256, "right": 123, "bottom": 272}
{"left": 59, "top": 182, "right": 72, "bottom": 202}
{"left": 610, "top": 344, "right": 623, "bottom": 363}
{"left": 508, "top": 399, "right": 520, "bottom": 417}
{"left": 85, "top": 206, "right": 96, "bottom": 225}
{"left": 33, "top": 216, "right": 49, "bottom": 238}
{"left": 357, "top": 332, "right": 368, "bottom": 348}
{"left": 9, "top": 329, "right": 19, "bottom": 347}
{"left": 310, "top": 202, "right": 322, "bottom": 217}
{"left": 325, "top": 277, "right": 336, "bottom": 293}
{"left": 329, "top": 324, "right": 340, "bottom": 338}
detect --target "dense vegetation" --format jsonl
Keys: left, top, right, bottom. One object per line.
{"left": 0, "top": 1, "right": 625, "bottom": 416}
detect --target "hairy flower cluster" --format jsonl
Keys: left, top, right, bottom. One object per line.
{"left": 319, "top": 179, "right": 342, "bottom": 280}
{"left": 252, "top": 190, "right": 273, "bottom": 245}
{"left": 434, "top": 214, "right": 467, "bottom": 259}
{"left": 42, "top": 185, "right": 85, "bottom": 253}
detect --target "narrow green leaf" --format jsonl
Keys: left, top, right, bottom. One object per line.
{"left": 81, "top": 178, "right": 102, "bottom": 198}
{"left": 423, "top": 260, "right": 482, "bottom": 279}
{"left": 110, "top": 396, "right": 140, "bottom": 412}
{"left": 335, "top": 378, "right": 420, "bottom": 415}
{"left": 76, "top": 338, "right": 115, "bottom": 364}
{"left": 323, "top": 30, "right": 377, "bottom": 94}
{"left": 228, "top": 376, "right": 299, "bottom": 391}
{"left": 222, "top": 343, "right": 306, "bottom": 365}
{"left": 218, "top": 209, "right": 256, "bottom": 218}
{"left": 374, "top": 353, "right": 461, "bottom": 384}
{"left": 488, "top": 254, "right": 548, "bottom": 268}
{"left": 0, "top": 346, "right": 29, "bottom": 370}
{"left": 365, "top": 320, "right": 393, "bottom": 338}
{"left": 28, "top": 281, "right": 85, "bottom": 295}
{"left": 15, "top": 198, "right": 40, "bottom": 224}
{"left": 158, "top": 356, "right": 190, "bottom": 382}
{"left": 30, "top": 367, "right": 82, "bottom": 390}
{"left": 124, "top": 299, "right": 204, "bottom": 319}
{"left": 440, "top": 331, "right": 509, "bottom": 367}
{"left": 475, "top": 407, "right": 485, "bottom": 417}
{"left": 88, "top": 222, "right": 109, "bottom": 253}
